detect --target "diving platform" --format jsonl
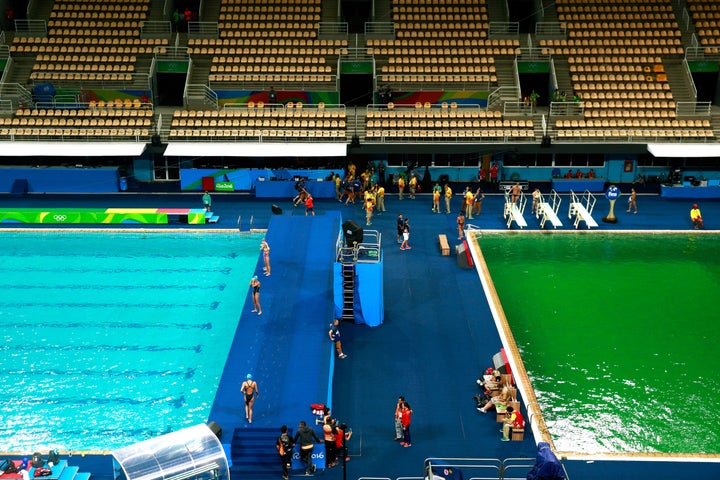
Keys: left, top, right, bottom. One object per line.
{"left": 536, "top": 189, "right": 563, "bottom": 229}
{"left": 568, "top": 190, "right": 598, "bottom": 229}
{"left": 504, "top": 190, "right": 527, "bottom": 229}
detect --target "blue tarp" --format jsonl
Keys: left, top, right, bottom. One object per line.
{"left": 527, "top": 442, "right": 566, "bottom": 480}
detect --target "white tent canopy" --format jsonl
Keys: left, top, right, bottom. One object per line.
{"left": 647, "top": 143, "right": 720, "bottom": 158}
{"left": 111, "top": 424, "right": 229, "bottom": 480}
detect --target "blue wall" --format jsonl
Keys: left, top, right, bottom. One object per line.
{"left": 0, "top": 167, "right": 120, "bottom": 193}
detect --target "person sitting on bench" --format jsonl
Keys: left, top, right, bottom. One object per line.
{"left": 478, "top": 386, "right": 512, "bottom": 413}
{"left": 691, "top": 203, "right": 704, "bottom": 229}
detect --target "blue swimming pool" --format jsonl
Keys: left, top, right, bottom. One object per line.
{"left": 0, "top": 231, "right": 261, "bottom": 452}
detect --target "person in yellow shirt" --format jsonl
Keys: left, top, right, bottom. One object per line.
{"left": 690, "top": 203, "right": 704, "bottom": 229}
{"left": 409, "top": 175, "right": 418, "bottom": 199}
{"left": 432, "top": 188, "right": 441, "bottom": 213}
{"left": 365, "top": 194, "right": 375, "bottom": 226}
{"left": 464, "top": 187, "right": 474, "bottom": 219}
{"left": 376, "top": 185, "right": 386, "bottom": 212}
{"left": 334, "top": 174, "right": 342, "bottom": 201}
{"left": 398, "top": 175, "right": 405, "bottom": 200}
{"left": 444, "top": 184, "right": 453, "bottom": 213}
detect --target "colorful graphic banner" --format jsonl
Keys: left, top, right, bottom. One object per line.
{"left": 0, "top": 208, "right": 206, "bottom": 224}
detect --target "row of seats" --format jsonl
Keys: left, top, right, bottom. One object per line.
{"left": 169, "top": 130, "right": 345, "bottom": 139}
{"left": 367, "top": 119, "right": 533, "bottom": 129}
{"left": 13, "top": 45, "right": 162, "bottom": 55}
{"left": 388, "top": 55, "right": 495, "bottom": 65}
{"left": 175, "top": 107, "right": 346, "bottom": 119}
{"left": 567, "top": 30, "right": 680, "bottom": 40}
{"left": 393, "top": 13, "right": 486, "bottom": 22}
{"left": 36, "top": 54, "right": 136, "bottom": 63}
{"left": 218, "top": 13, "right": 321, "bottom": 22}
{"left": 219, "top": 5, "right": 320, "bottom": 14}
{"left": 50, "top": 11, "right": 143, "bottom": 19}
{"left": 210, "top": 65, "right": 331, "bottom": 74}
{"left": 172, "top": 118, "right": 345, "bottom": 129}
{"left": 365, "top": 129, "right": 534, "bottom": 140}
{"left": 53, "top": 3, "right": 148, "bottom": 12}
{"left": 1, "top": 128, "right": 150, "bottom": 138}
{"left": 16, "top": 106, "right": 153, "bottom": 116}
{"left": 569, "top": 63, "right": 664, "bottom": 73}
{"left": 195, "top": 47, "right": 343, "bottom": 57}
{"left": 560, "top": 118, "right": 710, "bottom": 128}
{"left": 219, "top": 0, "right": 320, "bottom": 4}
{"left": 30, "top": 72, "right": 134, "bottom": 81}
{"left": 32, "top": 63, "right": 135, "bottom": 73}
{"left": 574, "top": 82, "right": 671, "bottom": 92}
{"left": 572, "top": 73, "right": 665, "bottom": 82}
{"left": 556, "top": 3, "right": 671, "bottom": 13}
{"left": 542, "top": 46, "right": 683, "bottom": 56}
{"left": 1, "top": 117, "right": 152, "bottom": 127}
{"left": 377, "top": 74, "right": 496, "bottom": 84}
{"left": 367, "top": 38, "right": 518, "bottom": 48}
{"left": 380, "top": 65, "right": 496, "bottom": 74}
{"left": 47, "top": 20, "right": 143, "bottom": 28}
{"left": 368, "top": 104, "right": 502, "bottom": 119}
{"left": 219, "top": 30, "right": 317, "bottom": 39}
{"left": 583, "top": 100, "right": 676, "bottom": 109}
{"left": 580, "top": 90, "right": 673, "bottom": 100}
{"left": 568, "top": 55, "right": 662, "bottom": 64}
{"left": 218, "top": 22, "right": 318, "bottom": 31}
{"left": 559, "top": 12, "right": 672, "bottom": 21}
{"left": 186, "top": 38, "right": 346, "bottom": 47}
{"left": 583, "top": 109, "right": 677, "bottom": 119}
{"left": 394, "top": 21, "right": 488, "bottom": 30}
{"left": 556, "top": 129, "right": 713, "bottom": 139}
{"left": 392, "top": 0, "right": 487, "bottom": 13}
{"left": 392, "top": 5, "right": 488, "bottom": 14}
{"left": 212, "top": 56, "right": 326, "bottom": 65}
{"left": 208, "top": 74, "right": 334, "bottom": 84}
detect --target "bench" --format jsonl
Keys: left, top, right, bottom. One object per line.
{"left": 438, "top": 234, "right": 450, "bottom": 255}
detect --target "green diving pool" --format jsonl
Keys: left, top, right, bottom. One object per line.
{"left": 477, "top": 233, "right": 720, "bottom": 455}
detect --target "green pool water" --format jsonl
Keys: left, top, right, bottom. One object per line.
{"left": 477, "top": 233, "right": 720, "bottom": 455}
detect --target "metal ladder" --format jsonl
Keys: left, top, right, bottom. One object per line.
{"left": 341, "top": 262, "right": 355, "bottom": 321}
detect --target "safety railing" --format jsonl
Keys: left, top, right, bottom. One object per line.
{"left": 188, "top": 22, "right": 219, "bottom": 37}
{"left": 13, "top": 19, "right": 47, "bottom": 37}
{"left": 319, "top": 22, "right": 348, "bottom": 36}
{"left": 535, "top": 21, "right": 567, "bottom": 37}
{"left": 365, "top": 22, "right": 395, "bottom": 36}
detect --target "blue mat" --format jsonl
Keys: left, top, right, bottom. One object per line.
{"left": 208, "top": 212, "right": 341, "bottom": 437}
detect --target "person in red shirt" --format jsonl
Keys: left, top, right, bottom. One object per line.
{"left": 304, "top": 194, "right": 315, "bottom": 216}
{"left": 400, "top": 401, "right": 412, "bottom": 447}
{"left": 564, "top": 169, "right": 573, "bottom": 179}
{"left": 575, "top": 169, "right": 583, "bottom": 178}
{"left": 490, "top": 163, "right": 499, "bottom": 185}
{"left": 335, "top": 423, "right": 352, "bottom": 463}
{"left": 478, "top": 167, "right": 486, "bottom": 183}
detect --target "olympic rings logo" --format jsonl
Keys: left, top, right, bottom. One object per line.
{"left": 54, "top": 215, "right": 67, "bottom": 222}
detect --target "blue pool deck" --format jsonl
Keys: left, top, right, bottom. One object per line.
{"left": 0, "top": 191, "right": 718, "bottom": 480}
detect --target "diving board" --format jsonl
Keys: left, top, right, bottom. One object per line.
{"left": 536, "top": 189, "right": 563, "bottom": 229}
{"left": 503, "top": 190, "right": 527, "bottom": 229}
{"left": 0, "top": 208, "right": 207, "bottom": 224}
{"left": 568, "top": 190, "right": 598, "bottom": 229}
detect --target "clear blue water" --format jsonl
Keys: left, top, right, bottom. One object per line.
{"left": 0, "top": 232, "right": 261, "bottom": 452}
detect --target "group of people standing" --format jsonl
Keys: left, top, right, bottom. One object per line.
{"left": 394, "top": 396, "right": 413, "bottom": 447}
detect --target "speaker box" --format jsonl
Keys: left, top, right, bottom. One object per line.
{"left": 207, "top": 421, "right": 222, "bottom": 439}
{"left": 271, "top": 204, "right": 283, "bottom": 215}
{"left": 541, "top": 136, "right": 552, "bottom": 148}
{"left": 342, "top": 220, "right": 364, "bottom": 246}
